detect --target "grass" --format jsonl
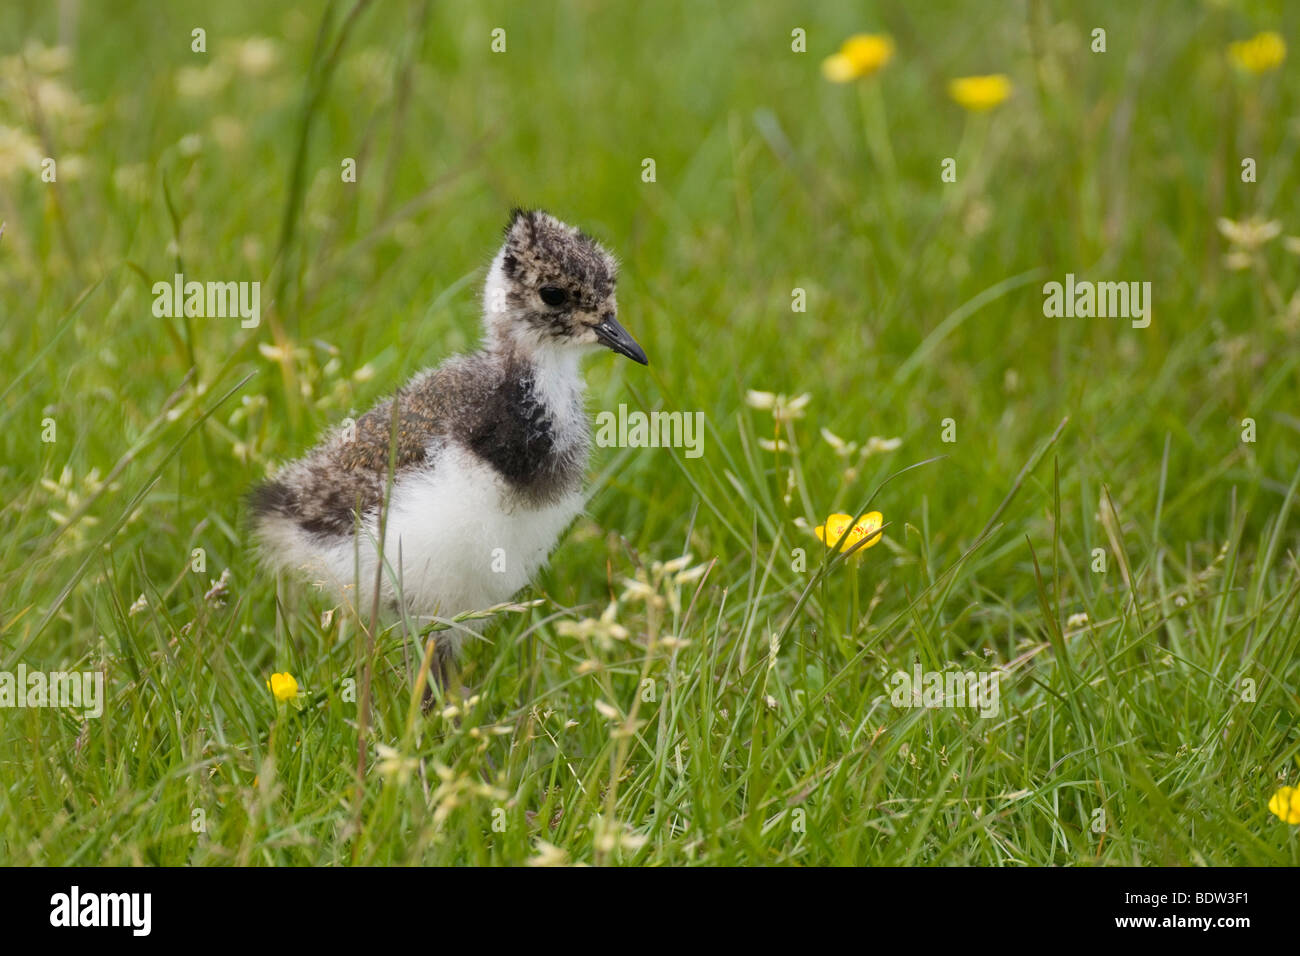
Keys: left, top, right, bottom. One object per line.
{"left": 1, "top": 0, "right": 1298, "bottom": 866}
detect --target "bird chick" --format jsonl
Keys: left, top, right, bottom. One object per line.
{"left": 249, "top": 209, "right": 647, "bottom": 687}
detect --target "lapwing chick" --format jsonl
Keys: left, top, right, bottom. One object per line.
{"left": 250, "top": 209, "right": 647, "bottom": 688}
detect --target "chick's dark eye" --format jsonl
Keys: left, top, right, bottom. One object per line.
{"left": 539, "top": 286, "right": 567, "bottom": 307}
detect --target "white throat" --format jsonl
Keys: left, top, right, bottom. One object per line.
{"left": 528, "top": 341, "right": 587, "bottom": 447}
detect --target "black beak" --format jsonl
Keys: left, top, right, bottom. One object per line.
{"left": 593, "top": 315, "right": 648, "bottom": 365}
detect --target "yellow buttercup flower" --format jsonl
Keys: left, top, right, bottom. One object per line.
{"left": 948, "top": 74, "right": 1013, "bottom": 112}
{"left": 815, "top": 512, "right": 884, "bottom": 554}
{"left": 1229, "top": 32, "right": 1286, "bottom": 74}
{"left": 842, "top": 34, "right": 894, "bottom": 74}
{"left": 266, "top": 671, "right": 299, "bottom": 702}
{"left": 822, "top": 33, "right": 894, "bottom": 83}
{"left": 1268, "top": 786, "right": 1300, "bottom": 824}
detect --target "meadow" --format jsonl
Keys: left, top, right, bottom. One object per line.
{"left": 1, "top": 0, "right": 1298, "bottom": 866}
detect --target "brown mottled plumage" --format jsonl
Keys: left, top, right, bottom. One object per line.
{"left": 248, "top": 210, "right": 648, "bottom": 694}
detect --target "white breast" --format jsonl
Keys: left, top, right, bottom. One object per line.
{"left": 263, "top": 444, "right": 583, "bottom": 645}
